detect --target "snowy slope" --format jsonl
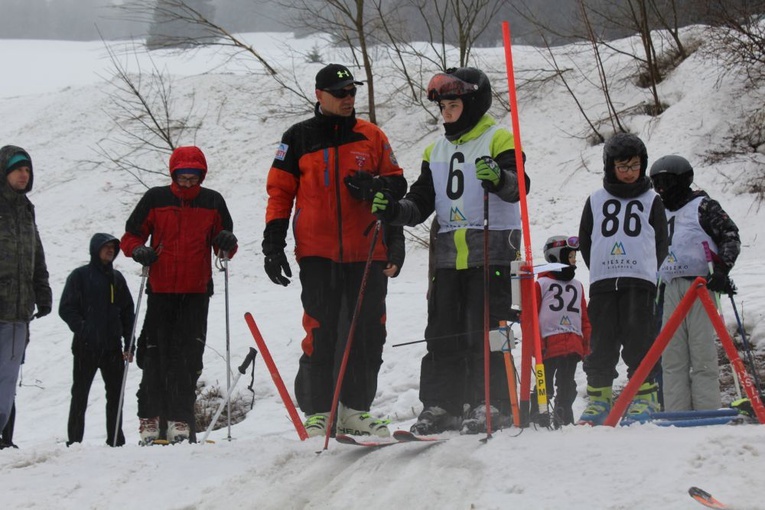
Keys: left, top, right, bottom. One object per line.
{"left": 0, "top": 30, "right": 764, "bottom": 510}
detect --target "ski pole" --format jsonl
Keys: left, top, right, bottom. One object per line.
{"left": 222, "top": 254, "right": 233, "bottom": 441}
{"left": 728, "top": 291, "right": 763, "bottom": 395}
{"left": 200, "top": 347, "right": 258, "bottom": 444}
{"left": 113, "top": 265, "right": 149, "bottom": 447}
{"left": 481, "top": 184, "right": 493, "bottom": 439}
{"left": 323, "top": 220, "right": 381, "bottom": 451}
{"left": 703, "top": 242, "right": 742, "bottom": 399}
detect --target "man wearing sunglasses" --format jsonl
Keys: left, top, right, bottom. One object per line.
{"left": 262, "top": 64, "right": 407, "bottom": 438}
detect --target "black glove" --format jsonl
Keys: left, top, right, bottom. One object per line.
{"left": 214, "top": 230, "right": 238, "bottom": 253}
{"left": 344, "top": 170, "right": 384, "bottom": 201}
{"left": 264, "top": 250, "right": 292, "bottom": 286}
{"left": 706, "top": 264, "right": 736, "bottom": 295}
{"left": 132, "top": 246, "right": 158, "bottom": 266}
{"left": 34, "top": 304, "right": 51, "bottom": 319}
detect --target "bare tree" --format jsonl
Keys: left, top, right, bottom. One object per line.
{"left": 95, "top": 38, "right": 201, "bottom": 188}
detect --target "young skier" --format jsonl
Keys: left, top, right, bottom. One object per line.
{"left": 577, "top": 133, "right": 668, "bottom": 425}
{"left": 650, "top": 154, "right": 740, "bottom": 411}
{"left": 372, "top": 67, "right": 530, "bottom": 434}
{"left": 533, "top": 235, "right": 591, "bottom": 427}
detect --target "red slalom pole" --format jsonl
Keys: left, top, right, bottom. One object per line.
{"left": 245, "top": 312, "right": 308, "bottom": 440}
{"left": 502, "top": 21, "right": 548, "bottom": 417}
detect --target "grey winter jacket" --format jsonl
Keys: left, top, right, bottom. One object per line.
{"left": 0, "top": 145, "right": 52, "bottom": 322}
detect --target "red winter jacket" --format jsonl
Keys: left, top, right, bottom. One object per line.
{"left": 536, "top": 272, "right": 591, "bottom": 360}
{"left": 121, "top": 146, "right": 236, "bottom": 294}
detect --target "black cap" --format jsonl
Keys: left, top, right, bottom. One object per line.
{"left": 315, "top": 64, "right": 364, "bottom": 91}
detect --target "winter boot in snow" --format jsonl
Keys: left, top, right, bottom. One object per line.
{"left": 336, "top": 403, "right": 390, "bottom": 437}
{"left": 577, "top": 386, "right": 613, "bottom": 426}
{"left": 622, "top": 381, "right": 660, "bottom": 425}
{"left": 303, "top": 413, "right": 330, "bottom": 438}
{"left": 138, "top": 416, "right": 160, "bottom": 446}
{"left": 410, "top": 406, "right": 462, "bottom": 435}
{"left": 461, "top": 404, "right": 512, "bottom": 434}
{"left": 167, "top": 420, "right": 190, "bottom": 443}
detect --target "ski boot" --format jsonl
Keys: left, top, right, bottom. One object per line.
{"left": 461, "top": 404, "right": 512, "bottom": 434}
{"left": 303, "top": 413, "right": 330, "bottom": 438}
{"left": 167, "top": 420, "right": 190, "bottom": 443}
{"left": 577, "top": 386, "right": 612, "bottom": 426}
{"left": 410, "top": 406, "right": 461, "bottom": 435}
{"left": 621, "top": 382, "right": 660, "bottom": 425}
{"left": 337, "top": 404, "right": 390, "bottom": 437}
{"left": 138, "top": 416, "right": 160, "bottom": 446}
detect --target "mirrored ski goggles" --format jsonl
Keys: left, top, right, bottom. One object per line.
{"left": 545, "top": 236, "right": 580, "bottom": 251}
{"left": 426, "top": 73, "right": 479, "bottom": 102}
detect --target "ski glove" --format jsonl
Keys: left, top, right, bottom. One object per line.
{"left": 214, "top": 230, "right": 238, "bottom": 253}
{"left": 475, "top": 156, "right": 502, "bottom": 191}
{"left": 371, "top": 191, "right": 400, "bottom": 222}
{"left": 264, "top": 250, "right": 292, "bottom": 286}
{"left": 35, "top": 304, "right": 51, "bottom": 319}
{"left": 344, "top": 170, "right": 383, "bottom": 201}
{"left": 706, "top": 271, "right": 736, "bottom": 295}
{"left": 132, "top": 246, "right": 158, "bottom": 266}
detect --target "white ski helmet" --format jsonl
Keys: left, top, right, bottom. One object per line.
{"left": 543, "top": 235, "right": 580, "bottom": 264}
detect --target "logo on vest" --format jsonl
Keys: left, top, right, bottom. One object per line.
{"left": 610, "top": 242, "right": 627, "bottom": 256}
{"left": 666, "top": 251, "right": 678, "bottom": 263}
{"left": 559, "top": 316, "right": 573, "bottom": 327}
{"left": 450, "top": 206, "right": 467, "bottom": 222}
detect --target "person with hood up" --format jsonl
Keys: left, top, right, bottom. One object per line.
{"left": 577, "top": 133, "right": 668, "bottom": 425}
{"left": 60, "top": 233, "right": 135, "bottom": 447}
{"left": 0, "top": 145, "right": 52, "bottom": 449}
{"left": 650, "top": 155, "right": 740, "bottom": 412}
{"left": 371, "top": 67, "right": 530, "bottom": 435}
{"left": 121, "top": 146, "right": 238, "bottom": 445}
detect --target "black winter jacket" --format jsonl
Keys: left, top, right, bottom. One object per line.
{"left": 59, "top": 233, "right": 135, "bottom": 352}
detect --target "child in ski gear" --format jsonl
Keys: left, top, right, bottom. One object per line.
{"left": 577, "top": 133, "right": 668, "bottom": 425}
{"left": 532, "top": 236, "right": 591, "bottom": 427}
{"left": 372, "top": 67, "right": 530, "bottom": 435}
{"left": 650, "top": 155, "right": 740, "bottom": 411}
{"left": 121, "top": 146, "right": 237, "bottom": 444}
{"left": 263, "top": 64, "right": 407, "bottom": 438}
{"left": 0, "top": 146, "right": 52, "bottom": 441}
{"left": 59, "top": 233, "right": 135, "bottom": 447}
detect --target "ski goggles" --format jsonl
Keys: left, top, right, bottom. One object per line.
{"left": 426, "top": 73, "right": 479, "bottom": 102}
{"left": 324, "top": 86, "right": 357, "bottom": 99}
{"left": 545, "top": 236, "right": 580, "bottom": 251}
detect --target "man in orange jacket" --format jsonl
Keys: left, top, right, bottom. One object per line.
{"left": 263, "top": 64, "right": 406, "bottom": 438}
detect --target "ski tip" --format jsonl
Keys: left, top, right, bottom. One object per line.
{"left": 688, "top": 486, "right": 727, "bottom": 509}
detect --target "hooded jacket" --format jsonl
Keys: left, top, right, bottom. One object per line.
{"left": 59, "top": 233, "right": 135, "bottom": 352}
{"left": 0, "top": 145, "right": 52, "bottom": 322}
{"left": 121, "top": 146, "right": 236, "bottom": 295}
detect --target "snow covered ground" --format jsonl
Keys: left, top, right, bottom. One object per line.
{"left": 1, "top": 29, "right": 764, "bottom": 509}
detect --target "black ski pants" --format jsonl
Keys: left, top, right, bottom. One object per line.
{"left": 420, "top": 266, "right": 513, "bottom": 417}
{"left": 584, "top": 286, "right": 659, "bottom": 388}
{"left": 136, "top": 293, "right": 208, "bottom": 426}
{"left": 294, "top": 257, "right": 388, "bottom": 415}
{"left": 67, "top": 348, "right": 125, "bottom": 446}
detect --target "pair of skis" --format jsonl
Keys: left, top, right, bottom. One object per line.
{"left": 689, "top": 487, "right": 728, "bottom": 509}
{"left": 336, "top": 430, "right": 444, "bottom": 448}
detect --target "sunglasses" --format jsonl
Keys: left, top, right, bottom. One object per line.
{"left": 545, "top": 236, "right": 580, "bottom": 251}
{"left": 426, "top": 73, "right": 478, "bottom": 102}
{"left": 325, "top": 87, "right": 357, "bottom": 99}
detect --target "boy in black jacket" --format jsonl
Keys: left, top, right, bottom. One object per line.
{"left": 59, "top": 233, "right": 135, "bottom": 446}
{"left": 578, "top": 133, "right": 668, "bottom": 425}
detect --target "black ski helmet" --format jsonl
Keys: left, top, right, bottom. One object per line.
{"left": 602, "top": 133, "right": 648, "bottom": 181}
{"left": 429, "top": 67, "right": 492, "bottom": 139}
{"left": 649, "top": 154, "right": 694, "bottom": 204}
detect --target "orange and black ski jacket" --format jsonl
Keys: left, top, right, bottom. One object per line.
{"left": 264, "top": 106, "right": 406, "bottom": 263}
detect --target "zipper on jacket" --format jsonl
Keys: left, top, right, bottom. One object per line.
{"left": 332, "top": 128, "right": 344, "bottom": 263}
